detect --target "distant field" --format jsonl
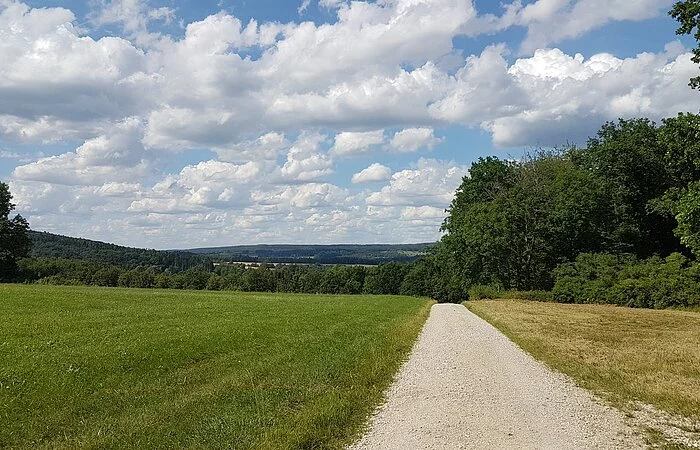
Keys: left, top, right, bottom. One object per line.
{"left": 0, "top": 285, "right": 430, "bottom": 449}
{"left": 466, "top": 300, "right": 700, "bottom": 423}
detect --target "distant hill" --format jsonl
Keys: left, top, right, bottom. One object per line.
{"left": 186, "top": 243, "right": 434, "bottom": 265}
{"left": 29, "top": 231, "right": 212, "bottom": 272}
{"left": 27, "top": 231, "right": 432, "bottom": 267}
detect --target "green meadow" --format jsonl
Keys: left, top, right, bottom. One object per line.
{"left": 0, "top": 285, "right": 431, "bottom": 449}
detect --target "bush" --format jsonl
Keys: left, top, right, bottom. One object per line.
{"left": 501, "top": 290, "right": 553, "bottom": 302}
{"left": 551, "top": 252, "right": 700, "bottom": 308}
{"left": 468, "top": 285, "right": 500, "bottom": 300}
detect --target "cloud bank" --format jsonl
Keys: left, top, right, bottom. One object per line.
{"left": 1, "top": 0, "right": 695, "bottom": 247}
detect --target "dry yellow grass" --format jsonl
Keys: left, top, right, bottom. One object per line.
{"left": 465, "top": 300, "right": 700, "bottom": 422}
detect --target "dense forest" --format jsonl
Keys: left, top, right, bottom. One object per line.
{"left": 29, "top": 231, "right": 214, "bottom": 272}
{"left": 14, "top": 257, "right": 414, "bottom": 295}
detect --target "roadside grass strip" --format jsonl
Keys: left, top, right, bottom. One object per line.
{"left": 466, "top": 299, "right": 700, "bottom": 448}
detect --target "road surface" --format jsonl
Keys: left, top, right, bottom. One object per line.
{"left": 349, "top": 303, "right": 644, "bottom": 450}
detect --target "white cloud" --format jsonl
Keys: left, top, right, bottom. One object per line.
{"left": 280, "top": 132, "right": 334, "bottom": 181}
{"left": 331, "top": 130, "right": 385, "bottom": 156}
{"left": 401, "top": 205, "right": 445, "bottom": 220}
{"left": 1, "top": 0, "right": 694, "bottom": 247}
{"left": 12, "top": 118, "right": 151, "bottom": 185}
{"left": 0, "top": 150, "right": 22, "bottom": 159}
{"left": 320, "top": 0, "right": 345, "bottom": 9}
{"left": 487, "top": 46, "right": 698, "bottom": 147}
{"left": 389, "top": 127, "right": 443, "bottom": 153}
{"left": 352, "top": 163, "right": 392, "bottom": 184}
{"left": 429, "top": 44, "right": 698, "bottom": 147}
{"left": 0, "top": 1, "right": 154, "bottom": 144}
{"left": 476, "top": 0, "right": 675, "bottom": 54}
{"left": 89, "top": 0, "right": 176, "bottom": 47}
{"left": 298, "top": 0, "right": 311, "bottom": 14}
{"left": 1, "top": 0, "right": 689, "bottom": 153}
{"left": 366, "top": 158, "right": 467, "bottom": 207}
{"left": 214, "top": 132, "right": 289, "bottom": 163}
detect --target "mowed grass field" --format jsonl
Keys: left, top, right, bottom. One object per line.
{"left": 0, "top": 285, "right": 431, "bottom": 449}
{"left": 466, "top": 300, "right": 700, "bottom": 423}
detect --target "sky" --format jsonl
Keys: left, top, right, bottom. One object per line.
{"left": 0, "top": 0, "right": 698, "bottom": 249}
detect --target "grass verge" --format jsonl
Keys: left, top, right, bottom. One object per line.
{"left": 465, "top": 300, "right": 700, "bottom": 419}
{"left": 465, "top": 299, "right": 700, "bottom": 448}
{"left": 0, "top": 284, "right": 431, "bottom": 449}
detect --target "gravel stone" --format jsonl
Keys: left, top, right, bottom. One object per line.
{"left": 349, "top": 303, "right": 645, "bottom": 450}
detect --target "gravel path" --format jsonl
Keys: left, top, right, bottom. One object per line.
{"left": 349, "top": 303, "right": 645, "bottom": 450}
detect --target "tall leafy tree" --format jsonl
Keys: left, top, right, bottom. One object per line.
{"left": 435, "top": 154, "right": 615, "bottom": 295}
{"left": 660, "top": 113, "right": 700, "bottom": 186}
{"left": 0, "top": 182, "right": 31, "bottom": 280}
{"left": 670, "top": 0, "right": 700, "bottom": 89}
{"left": 673, "top": 181, "right": 700, "bottom": 256}
{"left": 573, "top": 119, "right": 680, "bottom": 256}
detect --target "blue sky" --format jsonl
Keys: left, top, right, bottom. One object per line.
{"left": 0, "top": 0, "right": 697, "bottom": 248}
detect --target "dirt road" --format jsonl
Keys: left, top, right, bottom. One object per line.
{"left": 349, "top": 303, "right": 644, "bottom": 450}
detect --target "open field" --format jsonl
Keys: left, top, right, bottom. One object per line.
{"left": 466, "top": 300, "right": 700, "bottom": 446}
{"left": 0, "top": 285, "right": 431, "bottom": 449}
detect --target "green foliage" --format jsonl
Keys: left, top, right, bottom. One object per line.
{"left": 670, "top": 0, "right": 700, "bottom": 89}
{"left": 363, "top": 262, "right": 411, "bottom": 295}
{"left": 29, "top": 231, "right": 213, "bottom": 273}
{"left": 428, "top": 113, "right": 700, "bottom": 306}
{"left": 434, "top": 152, "right": 616, "bottom": 299}
{"left": 552, "top": 252, "right": 700, "bottom": 308}
{"left": 14, "top": 255, "right": 424, "bottom": 298}
{"left": 660, "top": 113, "right": 700, "bottom": 185}
{"left": 0, "top": 182, "right": 31, "bottom": 280}
{"left": 552, "top": 253, "right": 637, "bottom": 303}
{"left": 674, "top": 181, "right": 700, "bottom": 256}
{"left": 468, "top": 285, "right": 500, "bottom": 300}
{"left": 188, "top": 243, "right": 431, "bottom": 265}
{"left": 500, "top": 290, "right": 554, "bottom": 302}
{"left": 575, "top": 118, "right": 680, "bottom": 256}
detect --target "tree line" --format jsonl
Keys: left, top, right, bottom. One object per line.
{"left": 15, "top": 257, "right": 418, "bottom": 296}
{"left": 413, "top": 113, "right": 700, "bottom": 307}
{"left": 29, "top": 231, "right": 214, "bottom": 272}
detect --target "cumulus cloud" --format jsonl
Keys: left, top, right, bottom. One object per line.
{"left": 1, "top": 0, "right": 690, "bottom": 151}
{"left": 280, "top": 132, "right": 334, "bottom": 181}
{"left": 0, "top": 1, "right": 152, "bottom": 140}
{"left": 89, "top": 0, "right": 176, "bottom": 47}
{"left": 0, "top": 0, "right": 692, "bottom": 246}
{"left": 12, "top": 118, "right": 151, "bottom": 185}
{"left": 214, "top": 132, "right": 289, "bottom": 163}
{"left": 331, "top": 130, "right": 385, "bottom": 156}
{"left": 487, "top": 45, "right": 698, "bottom": 147}
{"left": 352, "top": 163, "right": 392, "bottom": 183}
{"left": 430, "top": 44, "right": 698, "bottom": 147}
{"left": 366, "top": 158, "right": 467, "bottom": 207}
{"left": 475, "top": 0, "right": 675, "bottom": 54}
{"left": 389, "top": 127, "right": 443, "bottom": 153}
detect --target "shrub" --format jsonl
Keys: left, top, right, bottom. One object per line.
{"left": 468, "top": 285, "right": 500, "bottom": 300}
{"left": 552, "top": 252, "right": 700, "bottom": 308}
{"left": 502, "top": 290, "right": 553, "bottom": 302}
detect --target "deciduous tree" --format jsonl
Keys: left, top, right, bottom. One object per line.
{"left": 0, "top": 182, "right": 31, "bottom": 280}
{"left": 670, "top": 0, "right": 700, "bottom": 89}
